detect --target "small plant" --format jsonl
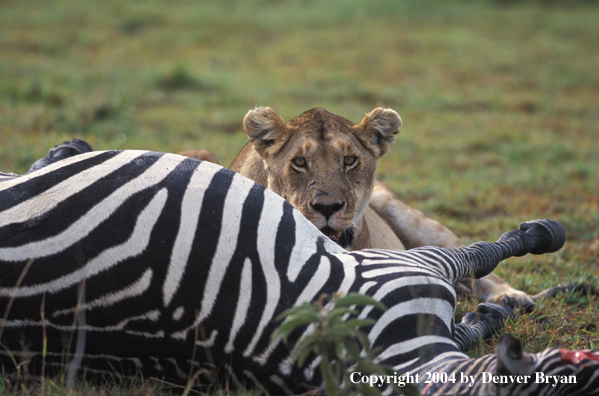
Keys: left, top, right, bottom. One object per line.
{"left": 273, "top": 292, "right": 419, "bottom": 396}
{"left": 155, "top": 64, "right": 199, "bottom": 91}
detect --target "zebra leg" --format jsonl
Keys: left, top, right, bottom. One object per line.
{"left": 27, "top": 139, "right": 93, "bottom": 173}
{"left": 495, "top": 334, "right": 599, "bottom": 395}
{"left": 428, "top": 334, "right": 599, "bottom": 395}
{"left": 453, "top": 303, "right": 514, "bottom": 351}
{"left": 440, "top": 219, "right": 566, "bottom": 284}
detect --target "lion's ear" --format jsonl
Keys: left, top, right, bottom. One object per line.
{"left": 354, "top": 107, "right": 402, "bottom": 157}
{"left": 243, "top": 107, "right": 291, "bottom": 160}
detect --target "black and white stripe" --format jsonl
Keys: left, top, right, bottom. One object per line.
{"left": 1, "top": 150, "right": 597, "bottom": 395}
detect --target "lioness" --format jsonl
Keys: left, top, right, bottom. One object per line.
{"left": 185, "top": 107, "right": 535, "bottom": 307}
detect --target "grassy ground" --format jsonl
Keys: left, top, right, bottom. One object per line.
{"left": 1, "top": 0, "right": 598, "bottom": 393}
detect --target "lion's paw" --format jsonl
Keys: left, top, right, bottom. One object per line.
{"left": 494, "top": 289, "right": 535, "bottom": 312}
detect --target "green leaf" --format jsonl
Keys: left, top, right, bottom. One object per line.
{"left": 272, "top": 313, "right": 320, "bottom": 341}
{"left": 296, "top": 345, "right": 315, "bottom": 367}
{"left": 293, "top": 334, "right": 319, "bottom": 366}
{"left": 323, "top": 325, "right": 354, "bottom": 340}
{"left": 358, "top": 383, "right": 384, "bottom": 396}
{"left": 275, "top": 302, "right": 319, "bottom": 322}
{"left": 344, "top": 318, "right": 375, "bottom": 330}
{"left": 353, "top": 330, "right": 372, "bottom": 350}
{"left": 326, "top": 307, "right": 358, "bottom": 321}
{"left": 320, "top": 357, "right": 342, "bottom": 396}
{"left": 344, "top": 339, "right": 362, "bottom": 360}
{"left": 401, "top": 383, "right": 423, "bottom": 396}
{"left": 271, "top": 293, "right": 392, "bottom": 396}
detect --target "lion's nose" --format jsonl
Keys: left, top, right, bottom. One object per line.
{"left": 310, "top": 202, "right": 345, "bottom": 220}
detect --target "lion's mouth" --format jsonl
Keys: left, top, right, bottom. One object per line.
{"left": 321, "top": 226, "right": 354, "bottom": 249}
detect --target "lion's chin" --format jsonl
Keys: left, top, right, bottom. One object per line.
{"left": 321, "top": 226, "right": 353, "bottom": 249}
{"left": 320, "top": 226, "right": 342, "bottom": 240}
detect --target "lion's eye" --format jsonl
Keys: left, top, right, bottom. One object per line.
{"left": 343, "top": 156, "right": 357, "bottom": 167}
{"left": 293, "top": 157, "right": 307, "bottom": 168}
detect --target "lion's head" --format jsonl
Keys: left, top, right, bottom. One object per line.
{"left": 238, "top": 107, "right": 401, "bottom": 248}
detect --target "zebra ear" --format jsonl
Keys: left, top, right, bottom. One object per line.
{"left": 495, "top": 334, "right": 534, "bottom": 376}
{"left": 243, "top": 107, "right": 291, "bottom": 160}
{"left": 353, "top": 107, "right": 402, "bottom": 158}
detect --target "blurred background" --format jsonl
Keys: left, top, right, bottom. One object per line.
{"left": 0, "top": 0, "right": 597, "bottom": 305}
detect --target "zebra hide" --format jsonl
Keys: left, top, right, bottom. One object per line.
{"left": 1, "top": 150, "right": 598, "bottom": 395}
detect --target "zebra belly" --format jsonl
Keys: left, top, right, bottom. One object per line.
{"left": 0, "top": 151, "right": 343, "bottom": 391}
{"left": 0, "top": 150, "right": 464, "bottom": 393}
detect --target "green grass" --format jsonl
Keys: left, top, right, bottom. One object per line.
{"left": 0, "top": 374, "right": 262, "bottom": 396}
{"left": 1, "top": 0, "right": 598, "bottom": 393}
{"left": 0, "top": 376, "right": 164, "bottom": 396}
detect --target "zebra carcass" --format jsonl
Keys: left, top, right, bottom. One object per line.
{"left": 0, "top": 149, "right": 597, "bottom": 395}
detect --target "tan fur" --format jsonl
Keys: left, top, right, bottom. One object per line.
{"left": 177, "top": 149, "right": 219, "bottom": 165}
{"left": 368, "top": 179, "right": 534, "bottom": 306}
{"left": 369, "top": 180, "right": 463, "bottom": 249}
{"left": 363, "top": 206, "right": 406, "bottom": 250}
{"left": 182, "top": 107, "right": 535, "bottom": 307}
{"left": 231, "top": 107, "right": 401, "bottom": 247}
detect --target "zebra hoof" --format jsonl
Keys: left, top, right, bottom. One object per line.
{"left": 519, "top": 219, "right": 566, "bottom": 255}
{"left": 27, "top": 139, "right": 93, "bottom": 174}
{"left": 47, "top": 139, "right": 93, "bottom": 161}
{"left": 475, "top": 303, "right": 515, "bottom": 327}
{"left": 496, "top": 334, "right": 533, "bottom": 376}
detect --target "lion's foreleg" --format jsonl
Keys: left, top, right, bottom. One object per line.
{"left": 369, "top": 179, "right": 463, "bottom": 249}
